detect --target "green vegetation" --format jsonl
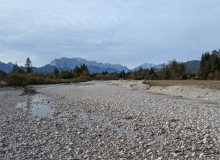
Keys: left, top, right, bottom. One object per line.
{"left": 3, "top": 48, "right": 220, "bottom": 87}
{"left": 50, "top": 64, "right": 91, "bottom": 82}
{"left": 0, "top": 70, "right": 7, "bottom": 80}
{"left": 12, "top": 63, "right": 25, "bottom": 74}
{"left": 199, "top": 49, "right": 220, "bottom": 80}
{"left": 5, "top": 58, "right": 91, "bottom": 86}
{"left": 132, "top": 67, "right": 149, "bottom": 80}
{"left": 6, "top": 73, "right": 29, "bottom": 86}
{"left": 6, "top": 72, "right": 59, "bottom": 86}
{"left": 25, "top": 57, "right": 32, "bottom": 73}
{"left": 132, "top": 48, "right": 220, "bottom": 81}
{"left": 158, "top": 60, "right": 186, "bottom": 80}
{"left": 144, "top": 80, "right": 220, "bottom": 90}
{"left": 131, "top": 60, "right": 188, "bottom": 80}
{"left": 91, "top": 71, "right": 119, "bottom": 80}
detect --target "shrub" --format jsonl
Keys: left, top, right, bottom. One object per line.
{"left": 0, "top": 70, "right": 7, "bottom": 80}
{"left": 6, "top": 73, "right": 29, "bottom": 86}
{"left": 181, "top": 75, "right": 188, "bottom": 80}
{"left": 29, "top": 77, "right": 45, "bottom": 84}
{"left": 44, "top": 77, "right": 58, "bottom": 84}
{"left": 73, "top": 75, "right": 91, "bottom": 82}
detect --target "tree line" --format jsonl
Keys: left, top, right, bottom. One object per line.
{"left": 6, "top": 58, "right": 91, "bottom": 86}
{"left": 91, "top": 48, "right": 220, "bottom": 80}
{"left": 131, "top": 60, "right": 187, "bottom": 80}
{"left": 2, "top": 48, "right": 220, "bottom": 86}
{"left": 132, "top": 48, "right": 220, "bottom": 80}
{"left": 199, "top": 49, "right": 220, "bottom": 80}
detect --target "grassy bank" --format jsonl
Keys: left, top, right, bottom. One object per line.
{"left": 143, "top": 80, "right": 220, "bottom": 90}
{"left": 5, "top": 73, "right": 91, "bottom": 87}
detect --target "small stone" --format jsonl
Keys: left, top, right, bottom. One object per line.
{"left": 204, "top": 134, "right": 209, "bottom": 138}
{"left": 139, "top": 141, "right": 144, "bottom": 145}
{"left": 203, "top": 138, "right": 207, "bottom": 143}
{"left": 173, "top": 153, "right": 178, "bottom": 158}
{"left": 126, "top": 116, "right": 133, "bottom": 119}
{"left": 199, "top": 153, "right": 204, "bottom": 158}
{"left": 84, "top": 155, "right": 89, "bottom": 158}
{"left": 191, "top": 145, "right": 196, "bottom": 151}
{"left": 146, "top": 149, "right": 151, "bottom": 153}
{"left": 68, "top": 156, "right": 74, "bottom": 160}
{"left": 99, "top": 141, "right": 105, "bottom": 146}
{"left": 69, "top": 142, "right": 73, "bottom": 146}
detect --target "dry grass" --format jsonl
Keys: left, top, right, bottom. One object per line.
{"left": 143, "top": 80, "right": 220, "bottom": 90}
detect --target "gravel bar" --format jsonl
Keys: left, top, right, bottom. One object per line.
{"left": 1, "top": 81, "right": 220, "bottom": 159}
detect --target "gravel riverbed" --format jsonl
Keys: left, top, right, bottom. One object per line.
{"left": 1, "top": 81, "right": 220, "bottom": 159}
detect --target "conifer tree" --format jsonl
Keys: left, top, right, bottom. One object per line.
{"left": 25, "top": 57, "right": 32, "bottom": 73}
{"left": 12, "top": 62, "right": 19, "bottom": 73}
{"left": 53, "top": 67, "right": 59, "bottom": 78}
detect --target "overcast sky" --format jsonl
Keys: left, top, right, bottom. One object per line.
{"left": 0, "top": 0, "right": 220, "bottom": 69}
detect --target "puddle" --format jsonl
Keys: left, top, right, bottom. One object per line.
{"left": 22, "top": 89, "right": 38, "bottom": 96}
{"left": 16, "top": 89, "right": 54, "bottom": 118}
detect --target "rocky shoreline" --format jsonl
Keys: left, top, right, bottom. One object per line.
{"left": 1, "top": 81, "right": 220, "bottom": 159}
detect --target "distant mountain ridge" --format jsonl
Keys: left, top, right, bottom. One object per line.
{"left": 135, "top": 60, "right": 200, "bottom": 72}
{"left": 184, "top": 60, "right": 200, "bottom": 72}
{"left": 49, "top": 57, "right": 130, "bottom": 73}
{"left": 0, "top": 58, "right": 201, "bottom": 74}
{"left": 0, "top": 61, "right": 14, "bottom": 73}
{"left": 133, "top": 63, "right": 163, "bottom": 71}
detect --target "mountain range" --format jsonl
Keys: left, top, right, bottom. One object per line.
{"left": 133, "top": 63, "right": 163, "bottom": 71}
{"left": 0, "top": 61, "right": 14, "bottom": 73}
{"left": 50, "top": 57, "right": 130, "bottom": 73}
{"left": 0, "top": 57, "right": 200, "bottom": 74}
{"left": 184, "top": 60, "right": 201, "bottom": 72}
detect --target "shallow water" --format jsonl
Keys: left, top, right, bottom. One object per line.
{"left": 16, "top": 89, "right": 54, "bottom": 118}
{"left": 22, "top": 89, "right": 38, "bottom": 96}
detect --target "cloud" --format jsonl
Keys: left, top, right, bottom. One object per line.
{"left": 0, "top": 0, "right": 220, "bottom": 68}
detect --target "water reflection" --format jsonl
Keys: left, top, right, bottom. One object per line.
{"left": 16, "top": 89, "right": 54, "bottom": 118}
